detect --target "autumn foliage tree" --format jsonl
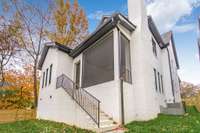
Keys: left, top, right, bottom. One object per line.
{"left": 47, "top": 0, "right": 88, "bottom": 47}
{"left": 1, "top": 0, "right": 52, "bottom": 107}
{"left": 0, "top": 0, "right": 89, "bottom": 108}
{"left": 0, "top": 65, "right": 36, "bottom": 109}
{"left": 0, "top": 17, "right": 22, "bottom": 83}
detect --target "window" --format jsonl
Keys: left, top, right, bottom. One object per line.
{"left": 42, "top": 72, "right": 45, "bottom": 88}
{"left": 49, "top": 64, "right": 53, "bottom": 85}
{"left": 152, "top": 38, "right": 157, "bottom": 56}
{"left": 161, "top": 75, "right": 164, "bottom": 94}
{"left": 153, "top": 69, "right": 158, "bottom": 92}
{"left": 158, "top": 72, "right": 161, "bottom": 93}
{"left": 45, "top": 68, "right": 48, "bottom": 87}
{"left": 75, "top": 62, "right": 80, "bottom": 89}
{"left": 82, "top": 33, "right": 114, "bottom": 88}
{"left": 120, "top": 33, "right": 132, "bottom": 83}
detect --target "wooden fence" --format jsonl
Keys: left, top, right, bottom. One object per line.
{"left": 0, "top": 109, "right": 36, "bottom": 124}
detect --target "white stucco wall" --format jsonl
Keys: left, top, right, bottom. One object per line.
{"left": 37, "top": 48, "right": 98, "bottom": 130}
{"left": 168, "top": 40, "right": 181, "bottom": 103}
{"left": 127, "top": 0, "right": 159, "bottom": 121}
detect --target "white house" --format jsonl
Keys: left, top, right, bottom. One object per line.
{"left": 37, "top": 0, "right": 184, "bottom": 132}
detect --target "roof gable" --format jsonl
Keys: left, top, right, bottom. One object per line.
{"left": 162, "top": 31, "right": 180, "bottom": 69}
{"left": 38, "top": 42, "right": 71, "bottom": 70}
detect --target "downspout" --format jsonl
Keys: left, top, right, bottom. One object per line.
{"left": 167, "top": 48, "right": 175, "bottom": 103}
{"left": 117, "top": 28, "right": 125, "bottom": 125}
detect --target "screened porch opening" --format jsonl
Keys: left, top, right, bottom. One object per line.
{"left": 82, "top": 32, "right": 114, "bottom": 88}
{"left": 120, "top": 33, "right": 132, "bottom": 83}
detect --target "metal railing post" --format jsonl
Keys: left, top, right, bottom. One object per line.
{"left": 98, "top": 101, "right": 100, "bottom": 128}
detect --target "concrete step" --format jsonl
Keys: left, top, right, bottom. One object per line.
{"left": 160, "top": 102, "right": 185, "bottom": 115}
{"left": 95, "top": 123, "right": 119, "bottom": 133}
{"left": 100, "top": 119, "right": 115, "bottom": 126}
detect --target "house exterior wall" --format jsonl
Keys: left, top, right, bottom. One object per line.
{"left": 168, "top": 40, "right": 181, "bottom": 103}
{"left": 37, "top": 48, "right": 98, "bottom": 130}
{"left": 127, "top": 0, "right": 159, "bottom": 121}
{"left": 161, "top": 48, "right": 175, "bottom": 104}
{"left": 152, "top": 36, "right": 167, "bottom": 108}
{"left": 37, "top": 0, "right": 182, "bottom": 128}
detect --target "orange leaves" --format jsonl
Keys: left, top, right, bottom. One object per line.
{"left": 3, "top": 64, "right": 37, "bottom": 100}
{"left": 47, "top": 0, "right": 88, "bottom": 47}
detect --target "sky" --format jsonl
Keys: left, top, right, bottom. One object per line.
{"left": 77, "top": 0, "right": 200, "bottom": 85}
{"left": 6, "top": 0, "right": 200, "bottom": 85}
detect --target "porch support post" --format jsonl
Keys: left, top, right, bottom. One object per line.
{"left": 114, "top": 27, "right": 125, "bottom": 124}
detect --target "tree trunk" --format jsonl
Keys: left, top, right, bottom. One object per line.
{"left": 0, "top": 61, "right": 4, "bottom": 83}
{"left": 33, "top": 59, "right": 38, "bottom": 108}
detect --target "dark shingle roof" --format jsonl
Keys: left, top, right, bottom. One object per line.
{"left": 162, "top": 31, "right": 172, "bottom": 45}
{"left": 148, "top": 16, "right": 165, "bottom": 48}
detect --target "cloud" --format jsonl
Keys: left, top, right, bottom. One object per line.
{"left": 174, "top": 23, "right": 196, "bottom": 33}
{"left": 147, "top": 0, "right": 200, "bottom": 33}
{"left": 195, "top": 53, "right": 199, "bottom": 60}
{"left": 88, "top": 10, "right": 114, "bottom": 21}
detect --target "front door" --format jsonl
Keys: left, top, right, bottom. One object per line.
{"left": 75, "top": 62, "right": 80, "bottom": 89}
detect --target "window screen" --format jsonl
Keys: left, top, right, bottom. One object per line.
{"left": 82, "top": 33, "right": 114, "bottom": 88}
{"left": 120, "top": 34, "right": 132, "bottom": 83}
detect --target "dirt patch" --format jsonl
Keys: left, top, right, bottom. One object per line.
{"left": 0, "top": 109, "right": 36, "bottom": 123}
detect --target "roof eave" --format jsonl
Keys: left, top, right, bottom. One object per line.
{"left": 69, "top": 14, "right": 136, "bottom": 58}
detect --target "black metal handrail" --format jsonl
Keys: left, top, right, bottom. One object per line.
{"left": 56, "top": 74, "right": 100, "bottom": 127}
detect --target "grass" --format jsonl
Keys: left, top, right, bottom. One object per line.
{"left": 0, "top": 107, "right": 199, "bottom": 133}
{"left": 0, "top": 119, "right": 93, "bottom": 133}
{"left": 125, "top": 106, "right": 200, "bottom": 133}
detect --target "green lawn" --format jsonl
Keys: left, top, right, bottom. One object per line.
{"left": 0, "top": 107, "right": 199, "bottom": 133}
{"left": 0, "top": 120, "right": 93, "bottom": 133}
{"left": 125, "top": 107, "right": 200, "bottom": 133}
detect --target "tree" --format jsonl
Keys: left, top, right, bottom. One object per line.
{"left": 47, "top": 0, "right": 88, "bottom": 48}
{"left": 1, "top": 0, "right": 51, "bottom": 107}
{"left": 0, "top": 17, "right": 22, "bottom": 83}
{"left": 0, "top": 65, "right": 35, "bottom": 109}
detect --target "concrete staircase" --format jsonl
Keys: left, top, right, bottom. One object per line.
{"left": 160, "top": 102, "right": 185, "bottom": 115}
{"left": 87, "top": 111, "right": 119, "bottom": 133}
